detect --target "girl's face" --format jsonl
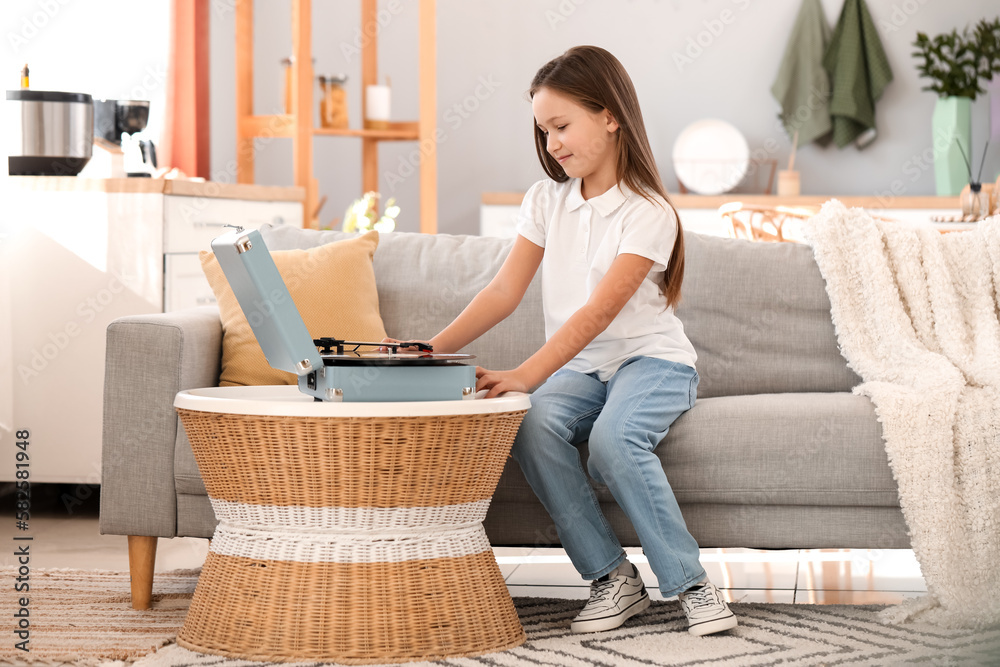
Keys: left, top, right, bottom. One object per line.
{"left": 532, "top": 87, "right": 618, "bottom": 193}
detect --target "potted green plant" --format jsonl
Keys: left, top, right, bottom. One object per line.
{"left": 913, "top": 17, "right": 1000, "bottom": 195}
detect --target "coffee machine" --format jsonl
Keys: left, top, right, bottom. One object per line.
{"left": 93, "top": 99, "right": 156, "bottom": 177}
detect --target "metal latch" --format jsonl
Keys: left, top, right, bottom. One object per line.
{"left": 235, "top": 235, "right": 253, "bottom": 254}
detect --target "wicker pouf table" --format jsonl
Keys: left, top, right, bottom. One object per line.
{"left": 173, "top": 385, "right": 530, "bottom": 664}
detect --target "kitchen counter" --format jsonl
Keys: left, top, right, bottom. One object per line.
{"left": 480, "top": 192, "right": 970, "bottom": 238}
{"left": 2, "top": 176, "right": 305, "bottom": 202}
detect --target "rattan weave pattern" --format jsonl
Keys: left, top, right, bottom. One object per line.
{"left": 209, "top": 497, "right": 493, "bottom": 530}
{"left": 175, "top": 402, "right": 528, "bottom": 662}
{"left": 177, "top": 550, "right": 525, "bottom": 664}
{"left": 209, "top": 521, "right": 491, "bottom": 563}
{"left": 176, "top": 408, "right": 527, "bottom": 508}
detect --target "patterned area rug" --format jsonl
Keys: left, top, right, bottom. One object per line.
{"left": 136, "top": 599, "right": 1000, "bottom": 667}
{"left": 0, "top": 567, "right": 198, "bottom": 665}
{"left": 1, "top": 568, "right": 997, "bottom": 666}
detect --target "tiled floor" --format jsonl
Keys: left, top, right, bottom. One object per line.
{"left": 498, "top": 546, "right": 925, "bottom": 604}
{"left": 1, "top": 486, "right": 926, "bottom": 606}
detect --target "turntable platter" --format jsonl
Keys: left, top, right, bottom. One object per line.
{"left": 320, "top": 351, "right": 477, "bottom": 366}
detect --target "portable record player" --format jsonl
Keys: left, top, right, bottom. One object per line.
{"left": 211, "top": 227, "right": 477, "bottom": 402}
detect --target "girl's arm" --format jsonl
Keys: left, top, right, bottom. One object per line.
{"left": 477, "top": 252, "right": 654, "bottom": 397}
{"left": 429, "top": 235, "right": 544, "bottom": 353}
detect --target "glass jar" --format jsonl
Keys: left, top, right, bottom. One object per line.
{"left": 319, "top": 74, "right": 349, "bottom": 129}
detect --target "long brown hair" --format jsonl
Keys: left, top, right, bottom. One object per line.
{"left": 529, "top": 45, "right": 684, "bottom": 309}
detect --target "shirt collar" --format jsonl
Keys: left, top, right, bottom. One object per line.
{"left": 564, "top": 178, "right": 631, "bottom": 217}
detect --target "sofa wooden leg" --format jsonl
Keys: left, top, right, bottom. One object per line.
{"left": 127, "top": 535, "right": 157, "bottom": 610}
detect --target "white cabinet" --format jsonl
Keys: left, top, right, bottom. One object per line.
{"left": 164, "top": 254, "right": 219, "bottom": 312}
{"left": 479, "top": 203, "right": 519, "bottom": 239}
{"left": 0, "top": 178, "right": 303, "bottom": 483}
{"left": 162, "top": 196, "right": 303, "bottom": 311}
{"left": 162, "top": 196, "right": 300, "bottom": 253}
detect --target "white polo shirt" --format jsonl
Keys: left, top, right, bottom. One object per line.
{"left": 515, "top": 177, "right": 697, "bottom": 381}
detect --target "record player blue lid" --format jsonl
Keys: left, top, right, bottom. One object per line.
{"left": 210, "top": 227, "right": 323, "bottom": 377}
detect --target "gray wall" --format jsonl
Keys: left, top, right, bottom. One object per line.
{"left": 4, "top": 2, "right": 997, "bottom": 236}
{"left": 210, "top": 1, "right": 1000, "bottom": 235}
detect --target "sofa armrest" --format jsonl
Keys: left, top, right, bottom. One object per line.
{"left": 99, "top": 306, "right": 222, "bottom": 537}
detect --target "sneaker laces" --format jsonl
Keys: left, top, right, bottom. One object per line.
{"left": 586, "top": 564, "right": 631, "bottom": 603}
{"left": 682, "top": 585, "right": 722, "bottom": 612}
{"left": 587, "top": 578, "right": 617, "bottom": 603}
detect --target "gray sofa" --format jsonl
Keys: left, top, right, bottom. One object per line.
{"left": 100, "top": 225, "right": 909, "bottom": 609}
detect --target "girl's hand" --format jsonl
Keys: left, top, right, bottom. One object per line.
{"left": 378, "top": 337, "right": 431, "bottom": 352}
{"left": 476, "top": 366, "right": 531, "bottom": 399}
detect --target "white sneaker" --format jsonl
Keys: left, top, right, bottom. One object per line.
{"left": 678, "top": 580, "right": 738, "bottom": 636}
{"left": 570, "top": 560, "right": 651, "bottom": 634}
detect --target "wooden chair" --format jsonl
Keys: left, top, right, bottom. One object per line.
{"left": 718, "top": 202, "right": 819, "bottom": 243}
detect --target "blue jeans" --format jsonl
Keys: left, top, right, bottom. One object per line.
{"left": 510, "top": 356, "right": 706, "bottom": 596}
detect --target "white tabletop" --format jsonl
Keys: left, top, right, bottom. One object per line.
{"left": 174, "top": 385, "right": 531, "bottom": 417}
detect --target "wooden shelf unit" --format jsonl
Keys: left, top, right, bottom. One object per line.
{"left": 235, "top": 0, "right": 437, "bottom": 232}
{"left": 313, "top": 123, "right": 420, "bottom": 140}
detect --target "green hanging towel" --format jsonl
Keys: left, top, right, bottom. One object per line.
{"left": 771, "top": 0, "right": 833, "bottom": 147}
{"left": 823, "top": 0, "right": 893, "bottom": 148}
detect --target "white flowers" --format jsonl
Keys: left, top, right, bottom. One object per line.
{"left": 342, "top": 191, "right": 400, "bottom": 233}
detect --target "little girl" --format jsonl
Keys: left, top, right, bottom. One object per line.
{"left": 385, "top": 45, "right": 736, "bottom": 637}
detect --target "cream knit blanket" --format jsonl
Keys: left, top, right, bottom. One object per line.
{"left": 806, "top": 200, "right": 1000, "bottom": 629}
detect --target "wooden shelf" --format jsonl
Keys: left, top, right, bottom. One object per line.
{"left": 235, "top": 0, "right": 437, "bottom": 232}
{"left": 313, "top": 126, "right": 419, "bottom": 141}
{"left": 239, "top": 115, "right": 418, "bottom": 141}
{"left": 240, "top": 116, "right": 418, "bottom": 141}
{"left": 239, "top": 114, "right": 295, "bottom": 138}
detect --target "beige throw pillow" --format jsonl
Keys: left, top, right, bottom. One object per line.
{"left": 200, "top": 230, "right": 386, "bottom": 387}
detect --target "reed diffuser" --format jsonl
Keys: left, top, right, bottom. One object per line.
{"left": 957, "top": 139, "right": 991, "bottom": 220}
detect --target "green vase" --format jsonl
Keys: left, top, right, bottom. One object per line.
{"left": 932, "top": 96, "right": 972, "bottom": 196}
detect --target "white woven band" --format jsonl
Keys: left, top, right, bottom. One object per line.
{"left": 209, "top": 497, "right": 492, "bottom": 531}
{"left": 209, "top": 521, "right": 491, "bottom": 563}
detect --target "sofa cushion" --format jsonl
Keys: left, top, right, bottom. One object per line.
{"left": 200, "top": 230, "right": 386, "bottom": 386}
{"left": 493, "top": 392, "right": 896, "bottom": 509}
{"left": 261, "top": 225, "right": 547, "bottom": 373}
{"left": 677, "top": 233, "right": 861, "bottom": 398}
{"left": 484, "top": 500, "right": 911, "bottom": 549}
{"left": 662, "top": 392, "right": 894, "bottom": 506}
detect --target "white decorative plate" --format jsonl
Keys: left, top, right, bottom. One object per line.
{"left": 672, "top": 119, "right": 750, "bottom": 195}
